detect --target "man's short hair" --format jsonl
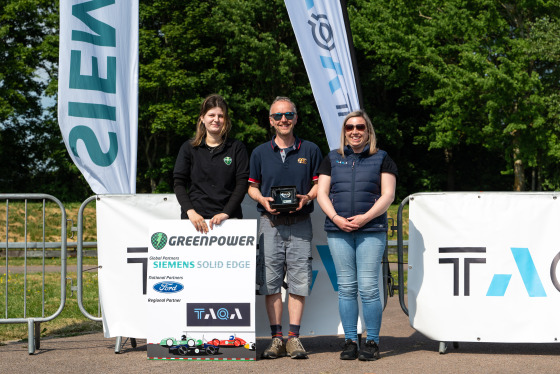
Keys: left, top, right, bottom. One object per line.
{"left": 270, "top": 96, "right": 297, "bottom": 114}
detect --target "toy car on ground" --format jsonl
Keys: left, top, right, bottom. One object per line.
{"left": 160, "top": 334, "right": 220, "bottom": 355}
{"left": 218, "top": 335, "right": 246, "bottom": 347}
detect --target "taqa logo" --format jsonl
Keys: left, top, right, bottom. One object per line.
{"left": 439, "top": 247, "right": 552, "bottom": 297}
{"left": 308, "top": 13, "right": 334, "bottom": 50}
{"left": 153, "top": 281, "right": 184, "bottom": 293}
{"left": 187, "top": 303, "right": 250, "bottom": 327}
{"left": 305, "top": 8, "right": 352, "bottom": 117}
{"left": 151, "top": 232, "right": 167, "bottom": 250}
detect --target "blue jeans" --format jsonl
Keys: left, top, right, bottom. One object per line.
{"left": 327, "top": 230, "right": 386, "bottom": 343}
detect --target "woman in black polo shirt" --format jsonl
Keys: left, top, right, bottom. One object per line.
{"left": 173, "top": 94, "right": 249, "bottom": 233}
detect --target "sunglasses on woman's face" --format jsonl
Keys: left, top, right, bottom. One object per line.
{"left": 345, "top": 123, "right": 366, "bottom": 132}
{"left": 270, "top": 112, "right": 296, "bottom": 121}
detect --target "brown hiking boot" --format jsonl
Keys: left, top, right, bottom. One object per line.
{"left": 286, "top": 337, "right": 308, "bottom": 359}
{"left": 261, "top": 337, "right": 286, "bottom": 359}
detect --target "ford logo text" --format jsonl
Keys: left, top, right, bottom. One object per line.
{"left": 153, "top": 281, "right": 184, "bottom": 293}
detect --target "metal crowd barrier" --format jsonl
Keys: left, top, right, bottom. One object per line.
{"left": 396, "top": 196, "right": 409, "bottom": 316}
{"left": 0, "top": 194, "right": 68, "bottom": 354}
{"left": 76, "top": 196, "right": 100, "bottom": 323}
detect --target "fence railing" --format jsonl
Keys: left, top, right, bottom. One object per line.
{"left": 76, "top": 196, "right": 101, "bottom": 323}
{"left": 0, "top": 194, "right": 68, "bottom": 354}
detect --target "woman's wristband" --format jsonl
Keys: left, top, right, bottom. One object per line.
{"left": 331, "top": 213, "right": 338, "bottom": 221}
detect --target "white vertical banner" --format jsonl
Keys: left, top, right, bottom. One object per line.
{"left": 285, "top": 0, "right": 360, "bottom": 150}
{"left": 58, "top": 0, "right": 138, "bottom": 194}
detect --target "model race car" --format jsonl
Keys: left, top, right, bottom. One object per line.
{"left": 160, "top": 334, "right": 220, "bottom": 356}
{"left": 213, "top": 335, "right": 256, "bottom": 350}
{"left": 218, "top": 335, "right": 246, "bottom": 347}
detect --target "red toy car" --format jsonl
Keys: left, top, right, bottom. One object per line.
{"left": 217, "top": 335, "right": 246, "bottom": 347}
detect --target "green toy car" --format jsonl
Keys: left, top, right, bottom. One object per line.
{"left": 160, "top": 334, "right": 220, "bottom": 356}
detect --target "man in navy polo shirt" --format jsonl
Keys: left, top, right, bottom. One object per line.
{"left": 248, "top": 96, "right": 322, "bottom": 359}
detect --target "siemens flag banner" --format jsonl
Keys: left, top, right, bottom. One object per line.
{"left": 58, "top": 0, "right": 138, "bottom": 193}
{"left": 285, "top": 0, "right": 360, "bottom": 150}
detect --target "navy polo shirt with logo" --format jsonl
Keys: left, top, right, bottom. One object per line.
{"left": 249, "top": 136, "right": 323, "bottom": 215}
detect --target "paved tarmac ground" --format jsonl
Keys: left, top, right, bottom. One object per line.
{"left": 2, "top": 295, "right": 560, "bottom": 374}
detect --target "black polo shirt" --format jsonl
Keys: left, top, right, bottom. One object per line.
{"left": 249, "top": 136, "right": 323, "bottom": 215}
{"left": 173, "top": 138, "right": 249, "bottom": 219}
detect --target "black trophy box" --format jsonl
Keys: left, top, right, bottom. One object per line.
{"left": 270, "top": 185, "right": 299, "bottom": 212}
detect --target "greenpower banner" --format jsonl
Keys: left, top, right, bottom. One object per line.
{"left": 58, "top": 0, "right": 138, "bottom": 193}
{"left": 145, "top": 220, "right": 257, "bottom": 361}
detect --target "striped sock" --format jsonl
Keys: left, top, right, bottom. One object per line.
{"left": 288, "top": 324, "right": 300, "bottom": 339}
{"left": 270, "top": 324, "right": 283, "bottom": 339}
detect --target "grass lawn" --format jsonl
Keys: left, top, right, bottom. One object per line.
{"left": 0, "top": 257, "right": 99, "bottom": 268}
{"left": 0, "top": 199, "right": 100, "bottom": 343}
{"left": 387, "top": 204, "right": 409, "bottom": 241}
{"left": 387, "top": 253, "right": 408, "bottom": 294}
{"left": 0, "top": 200, "right": 97, "bottom": 244}
{"left": 0, "top": 269, "right": 101, "bottom": 344}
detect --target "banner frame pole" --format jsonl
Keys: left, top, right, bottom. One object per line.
{"left": 339, "top": 0, "right": 363, "bottom": 108}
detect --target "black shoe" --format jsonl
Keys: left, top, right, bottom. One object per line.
{"left": 358, "top": 340, "right": 380, "bottom": 361}
{"left": 340, "top": 339, "right": 358, "bottom": 360}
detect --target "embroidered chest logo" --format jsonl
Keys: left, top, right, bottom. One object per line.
{"left": 223, "top": 157, "right": 232, "bottom": 165}
{"left": 336, "top": 160, "right": 348, "bottom": 165}
{"left": 298, "top": 158, "right": 308, "bottom": 164}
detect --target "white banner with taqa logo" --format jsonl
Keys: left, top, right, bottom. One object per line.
{"left": 58, "top": 0, "right": 138, "bottom": 193}
{"left": 408, "top": 192, "right": 560, "bottom": 343}
{"left": 285, "top": 0, "right": 360, "bottom": 150}
{"left": 145, "top": 220, "right": 256, "bottom": 360}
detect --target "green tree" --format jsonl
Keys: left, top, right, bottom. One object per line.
{"left": 350, "top": 0, "right": 560, "bottom": 192}
{"left": 137, "top": 0, "right": 323, "bottom": 193}
{"left": 211, "top": 0, "right": 320, "bottom": 148}
{"left": 138, "top": 0, "right": 222, "bottom": 192}
{"left": 1, "top": 0, "right": 91, "bottom": 200}
{"left": 1, "top": 0, "right": 47, "bottom": 191}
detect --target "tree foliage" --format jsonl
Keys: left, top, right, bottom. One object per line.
{"left": 0, "top": 0, "right": 86, "bottom": 199}
{"left": 137, "top": 0, "right": 322, "bottom": 193}
{"left": 350, "top": 0, "right": 560, "bottom": 191}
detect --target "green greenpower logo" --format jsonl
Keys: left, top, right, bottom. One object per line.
{"left": 151, "top": 232, "right": 168, "bottom": 250}
{"left": 223, "top": 156, "right": 232, "bottom": 165}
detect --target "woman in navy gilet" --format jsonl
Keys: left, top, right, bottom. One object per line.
{"left": 316, "top": 110, "right": 397, "bottom": 361}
